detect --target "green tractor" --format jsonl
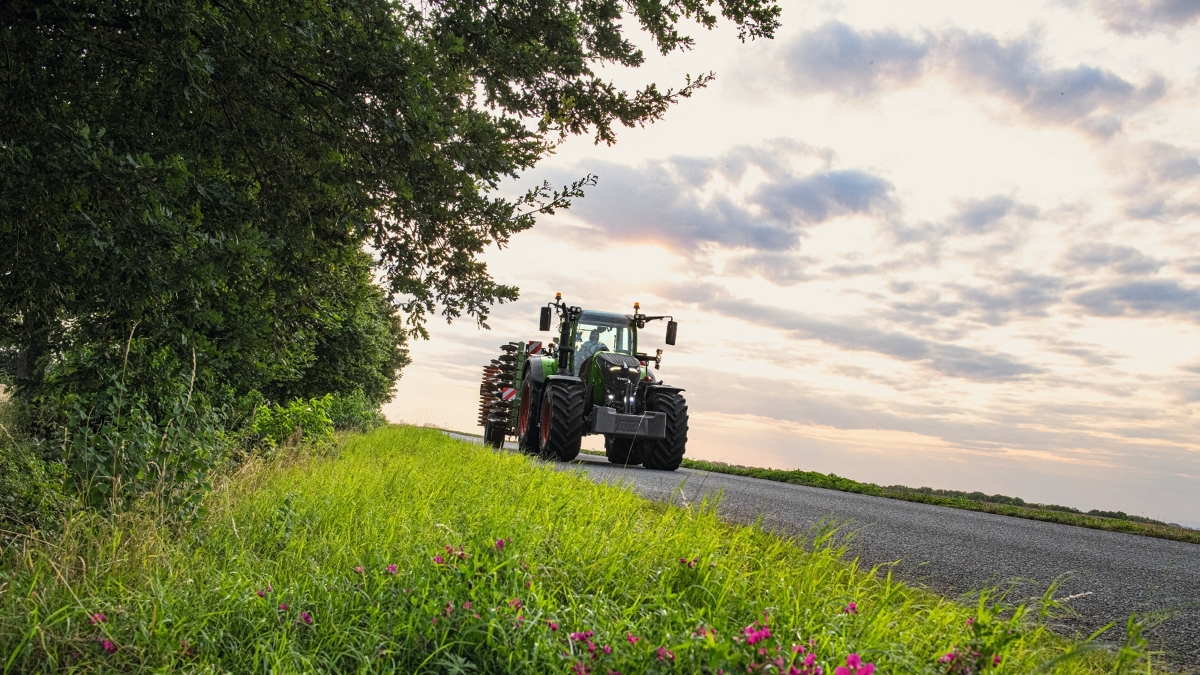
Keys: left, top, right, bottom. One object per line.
{"left": 477, "top": 294, "right": 688, "bottom": 470}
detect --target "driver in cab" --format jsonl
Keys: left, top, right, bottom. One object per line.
{"left": 575, "top": 328, "right": 608, "bottom": 374}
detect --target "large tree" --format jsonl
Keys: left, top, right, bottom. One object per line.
{"left": 0, "top": 0, "right": 779, "bottom": 402}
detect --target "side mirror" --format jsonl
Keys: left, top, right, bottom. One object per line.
{"left": 665, "top": 320, "right": 678, "bottom": 345}
{"left": 539, "top": 306, "right": 552, "bottom": 332}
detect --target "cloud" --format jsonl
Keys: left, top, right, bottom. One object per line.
{"left": 1109, "top": 141, "right": 1200, "bottom": 219}
{"left": 662, "top": 283, "right": 1040, "bottom": 381}
{"left": 1074, "top": 280, "right": 1200, "bottom": 319}
{"left": 1065, "top": 243, "right": 1163, "bottom": 275}
{"left": 562, "top": 142, "right": 896, "bottom": 273}
{"left": 884, "top": 273, "right": 1068, "bottom": 329}
{"left": 950, "top": 195, "right": 1039, "bottom": 233}
{"left": 723, "top": 252, "right": 816, "bottom": 285}
{"left": 1090, "top": 0, "right": 1200, "bottom": 34}
{"left": 777, "top": 22, "right": 932, "bottom": 98}
{"left": 760, "top": 23, "right": 1165, "bottom": 137}
{"left": 941, "top": 30, "right": 1166, "bottom": 137}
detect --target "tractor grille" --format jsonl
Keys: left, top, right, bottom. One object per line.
{"left": 596, "top": 353, "right": 642, "bottom": 394}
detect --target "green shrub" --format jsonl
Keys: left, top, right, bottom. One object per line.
{"left": 327, "top": 390, "right": 386, "bottom": 432}
{"left": 0, "top": 396, "right": 69, "bottom": 538}
{"left": 251, "top": 395, "right": 335, "bottom": 446}
{"left": 61, "top": 375, "right": 227, "bottom": 518}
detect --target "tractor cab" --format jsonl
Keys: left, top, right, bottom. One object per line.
{"left": 571, "top": 310, "right": 635, "bottom": 375}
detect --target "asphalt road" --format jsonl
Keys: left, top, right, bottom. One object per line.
{"left": 445, "top": 433, "right": 1200, "bottom": 669}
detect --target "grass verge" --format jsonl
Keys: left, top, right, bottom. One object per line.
{"left": 679, "top": 459, "right": 1200, "bottom": 546}
{"left": 0, "top": 426, "right": 1155, "bottom": 673}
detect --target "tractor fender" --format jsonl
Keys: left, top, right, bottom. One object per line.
{"left": 643, "top": 384, "right": 685, "bottom": 396}
{"left": 544, "top": 374, "right": 583, "bottom": 385}
{"left": 523, "top": 356, "right": 557, "bottom": 384}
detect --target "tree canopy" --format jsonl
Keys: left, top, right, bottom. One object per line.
{"left": 1, "top": 0, "right": 779, "bottom": 403}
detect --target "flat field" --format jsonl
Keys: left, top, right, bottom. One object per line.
{"left": 0, "top": 427, "right": 1152, "bottom": 673}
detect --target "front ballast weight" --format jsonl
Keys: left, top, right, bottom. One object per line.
{"left": 475, "top": 294, "right": 689, "bottom": 470}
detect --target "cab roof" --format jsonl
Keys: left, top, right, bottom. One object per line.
{"left": 578, "top": 310, "right": 633, "bottom": 328}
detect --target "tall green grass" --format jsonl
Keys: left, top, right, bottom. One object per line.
{"left": 0, "top": 427, "right": 1151, "bottom": 673}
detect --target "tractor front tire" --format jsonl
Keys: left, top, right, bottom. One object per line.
{"left": 539, "top": 380, "right": 584, "bottom": 462}
{"left": 642, "top": 391, "right": 688, "bottom": 471}
{"left": 605, "top": 436, "right": 648, "bottom": 466}
{"left": 517, "top": 371, "right": 542, "bottom": 455}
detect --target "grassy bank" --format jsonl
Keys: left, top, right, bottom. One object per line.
{"left": 678, "top": 459, "right": 1200, "bottom": 545}
{"left": 1, "top": 426, "right": 1152, "bottom": 673}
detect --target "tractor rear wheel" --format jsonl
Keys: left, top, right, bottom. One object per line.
{"left": 516, "top": 370, "right": 542, "bottom": 454}
{"left": 642, "top": 391, "right": 688, "bottom": 470}
{"left": 539, "top": 379, "right": 584, "bottom": 462}
{"left": 605, "top": 436, "right": 648, "bottom": 466}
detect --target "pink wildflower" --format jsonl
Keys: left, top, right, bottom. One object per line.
{"left": 387, "top": 564, "right": 398, "bottom": 574}
{"left": 743, "top": 620, "right": 772, "bottom": 646}
{"left": 569, "top": 630, "right": 595, "bottom": 641}
{"left": 354, "top": 566, "right": 364, "bottom": 574}
{"left": 627, "top": 633, "right": 640, "bottom": 645}
{"left": 298, "top": 611, "right": 313, "bottom": 626}
{"left": 805, "top": 653, "right": 817, "bottom": 666}
{"left": 571, "top": 662, "right": 590, "bottom": 675}
{"left": 603, "top": 645, "right": 612, "bottom": 655}
{"left": 495, "top": 539, "right": 506, "bottom": 550}
{"left": 517, "top": 614, "right": 525, "bottom": 624}
{"left": 279, "top": 603, "right": 289, "bottom": 611}
{"left": 433, "top": 617, "right": 438, "bottom": 625}
{"left": 548, "top": 621, "right": 559, "bottom": 631}
{"left": 966, "top": 617, "right": 975, "bottom": 626}
{"left": 508, "top": 597, "right": 522, "bottom": 609}
{"left": 656, "top": 646, "right": 674, "bottom": 661}
{"left": 587, "top": 640, "right": 596, "bottom": 652}
{"left": 463, "top": 601, "right": 472, "bottom": 610}
{"left": 89, "top": 613, "right": 106, "bottom": 625}
{"left": 939, "top": 653, "right": 956, "bottom": 664}
{"left": 994, "top": 655, "right": 1003, "bottom": 666}
{"left": 257, "top": 590, "right": 264, "bottom": 597}
{"left": 432, "top": 555, "right": 444, "bottom": 565}
{"left": 445, "top": 601, "right": 454, "bottom": 615}
{"left": 833, "top": 653, "right": 874, "bottom": 675}
{"left": 99, "top": 638, "right": 117, "bottom": 654}
{"left": 844, "top": 602, "right": 859, "bottom": 615}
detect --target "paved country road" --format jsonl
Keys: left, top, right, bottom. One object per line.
{"left": 444, "top": 432, "right": 1200, "bottom": 669}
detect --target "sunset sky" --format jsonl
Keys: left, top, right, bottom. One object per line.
{"left": 384, "top": 0, "right": 1200, "bottom": 527}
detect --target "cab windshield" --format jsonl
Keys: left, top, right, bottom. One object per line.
{"left": 573, "top": 311, "right": 634, "bottom": 374}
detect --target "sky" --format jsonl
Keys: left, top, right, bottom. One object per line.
{"left": 384, "top": 0, "right": 1200, "bottom": 527}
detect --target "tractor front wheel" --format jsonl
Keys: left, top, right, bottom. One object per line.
{"left": 539, "top": 380, "right": 584, "bottom": 462}
{"left": 517, "top": 371, "right": 542, "bottom": 454}
{"left": 642, "top": 391, "right": 688, "bottom": 471}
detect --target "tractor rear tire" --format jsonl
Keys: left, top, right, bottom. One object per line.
{"left": 605, "top": 436, "right": 648, "bottom": 466}
{"left": 517, "top": 371, "right": 542, "bottom": 455}
{"left": 539, "top": 380, "right": 584, "bottom": 462}
{"left": 642, "top": 391, "right": 688, "bottom": 471}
